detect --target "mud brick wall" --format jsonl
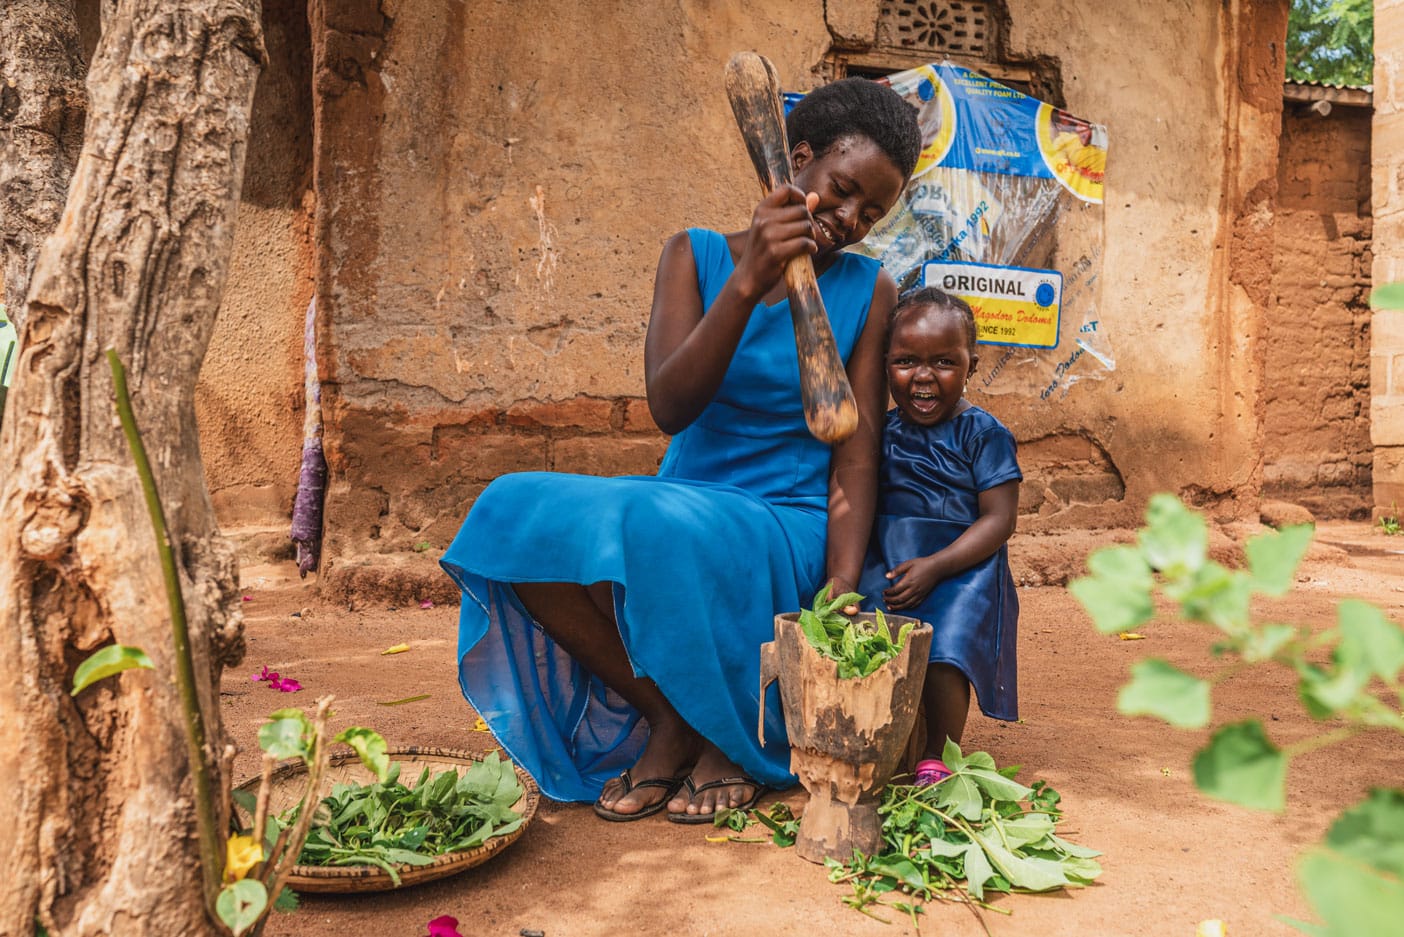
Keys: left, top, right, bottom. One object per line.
{"left": 1264, "top": 104, "right": 1372, "bottom": 518}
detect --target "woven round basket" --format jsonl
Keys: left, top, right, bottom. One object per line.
{"left": 234, "top": 746, "right": 540, "bottom": 893}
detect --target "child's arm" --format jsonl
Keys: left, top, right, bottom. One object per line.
{"left": 882, "top": 479, "right": 1019, "bottom": 611}
{"left": 644, "top": 187, "right": 818, "bottom": 434}
{"left": 824, "top": 269, "right": 897, "bottom": 594}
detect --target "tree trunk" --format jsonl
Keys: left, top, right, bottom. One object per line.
{"left": 0, "top": 0, "right": 86, "bottom": 334}
{"left": 0, "top": 2, "right": 265, "bottom": 934}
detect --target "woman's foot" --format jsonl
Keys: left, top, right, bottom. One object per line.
{"left": 595, "top": 717, "right": 701, "bottom": 817}
{"left": 666, "top": 742, "right": 763, "bottom": 819}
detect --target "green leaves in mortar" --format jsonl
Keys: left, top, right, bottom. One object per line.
{"left": 799, "top": 584, "right": 916, "bottom": 679}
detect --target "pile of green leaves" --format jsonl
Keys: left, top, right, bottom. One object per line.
{"left": 800, "top": 585, "right": 916, "bottom": 678}
{"left": 279, "top": 751, "right": 525, "bottom": 886}
{"left": 1069, "top": 493, "right": 1404, "bottom": 937}
{"left": 716, "top": 741, "right": 1101, "bottom": 924}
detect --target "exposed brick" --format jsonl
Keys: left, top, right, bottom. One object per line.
{"left": 551, "top": 436, "right": 669, "bottom": 477}
{"left": 621, "top": 397, "right": 661, "bottom": 433}
{"left": 505, "top": 396, "right": 616, "bottom": 431}
{"left": 1048, "top": 474, "right": 1125, "bottom": 505}
{"left": 432, "top": 430, "right": 549, "bottom": 479}
{"left": 1393, "top": 355, "right": 1404, "bottom": 397}
{"left": 1019, "top": 432, "right": 1099, "bottom": 465}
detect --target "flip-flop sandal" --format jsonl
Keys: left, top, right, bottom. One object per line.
{"left": 914, "top": 758, "right": 953, "bottom": 786}
{"left": 592, "top": 770, "right": 686, "bottom": 822}
{"left": 666, "top": 774, "right": 767, "bottom": 825}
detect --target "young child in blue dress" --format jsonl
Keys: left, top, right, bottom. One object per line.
{"left": 858, "top": 286, "right": 1022, "bottom": 785}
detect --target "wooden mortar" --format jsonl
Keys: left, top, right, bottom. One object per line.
{"left": 759, "top": 611, "right": 932, "bottom": 863}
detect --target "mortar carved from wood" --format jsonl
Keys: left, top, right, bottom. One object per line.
{"left": 759, "top": 611, "right": 932, "bottom": 863}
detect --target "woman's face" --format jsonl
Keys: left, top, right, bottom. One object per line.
{"left": 791, "top": 135, "right": 906, "bottom": 256}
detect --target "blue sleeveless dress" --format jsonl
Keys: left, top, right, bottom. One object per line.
{"left": 440, "top": 228, "right": 882, "bottom": 802}
{"left": 857, "top": 406, "right": 1022, "bottom": 721}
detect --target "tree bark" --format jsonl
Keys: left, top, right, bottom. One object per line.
{"left": 0, "top": 0, "right": 86, "bottom": 334}
{"left": 0, "top": 2, "right": 265, "bottom": 934}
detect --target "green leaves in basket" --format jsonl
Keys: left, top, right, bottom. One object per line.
{"left": 280, "top": 750, "right": 526, "bottom": 887}
{"left": 799, "top": 583, "right": 916, "bottom": 679}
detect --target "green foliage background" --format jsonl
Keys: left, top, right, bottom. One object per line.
{"left": 1288, "top": 0, "right": 1373, "bottom": 87}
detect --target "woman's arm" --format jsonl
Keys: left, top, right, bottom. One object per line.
{"left": 824, "top": 268, "right": 897, "bottom": 594}
{"left": 881, "top": 479, "right": 1020, "bottom": 610}
{"left": 644, "top": 187, "right": 818, "bottom": 434}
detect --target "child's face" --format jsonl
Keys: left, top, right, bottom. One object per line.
{"left": 887, "top": 306, "right": 978, "bottom": 427}
{"left": 792, "top": 135, "right": 906, "bottom": 256}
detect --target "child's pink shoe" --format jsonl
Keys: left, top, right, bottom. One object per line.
{"left": 914, "top": 759, "right": 953, "bottom": 786}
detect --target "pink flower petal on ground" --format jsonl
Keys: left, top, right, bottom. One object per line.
{"left": 425, "top": 916, "right": 464, "bottom": 937}
{"left": 241, "top": 595, "right": 252, "bottom": 602}
{"left": 419, "top": 599, "right": 434, "bottom": 609}
{"left": 251, "top": 665, "right": 275, "bottom": 683}
{"left": 275, "top": 678, "right": 302, "bottom": 693}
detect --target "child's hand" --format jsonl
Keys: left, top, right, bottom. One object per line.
{"left": 731, "top": 185, "right": 818, "bottom": 301}
{"left": 882, "top": 556, "right": 943, "bottom": 610}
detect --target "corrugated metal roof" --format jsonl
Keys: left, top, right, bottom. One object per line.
{"left": 1284, "top": 81, "right": 1372, "bottom": 108}
{"left": 1288, "top": 78, "right": 1372, "bottom": 92}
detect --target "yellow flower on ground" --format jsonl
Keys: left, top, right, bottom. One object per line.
{"left": 225, "top": 833, "right": 264, "bottom": 882}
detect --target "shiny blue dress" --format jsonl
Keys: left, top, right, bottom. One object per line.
{"left": 858, "top": 406, "right": 1021, "bottom": 720}
{"left": 441, "top": 228, "right": 882, "bottom": 802}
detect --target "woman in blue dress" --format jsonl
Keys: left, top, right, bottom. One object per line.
{"left": 440, "top": 79, "right": 922, "bottom": 821}
{"left": 857, "top": 287, "right": 1022, "bottom": 787}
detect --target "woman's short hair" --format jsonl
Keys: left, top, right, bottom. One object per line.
{"left": 786, "top": 78, "right": 922, "bottom": 180}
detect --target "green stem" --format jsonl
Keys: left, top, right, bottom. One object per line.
{"left": 1281, "top": 725, "right": 1362, "bottom": 759}
{"left": 106, "top": 350, "right": 223, "bottom": 910}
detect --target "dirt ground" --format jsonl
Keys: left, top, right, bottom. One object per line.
{"left": 223, "top": 520, "right": 1404, "bottom": 937}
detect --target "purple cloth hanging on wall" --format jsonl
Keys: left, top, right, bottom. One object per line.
{"left": 290, "top": 295, "right": 326, "bottom": 576}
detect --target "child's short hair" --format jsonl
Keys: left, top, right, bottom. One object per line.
{"left": 786, "top": 78, "right": 922, "bottom": 180}
{"left": 893, "top": 286, "right": 978, "bottom": 353}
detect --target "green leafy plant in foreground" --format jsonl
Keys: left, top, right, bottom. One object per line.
{"left": 1069, "top": 493, "right": 1404, "bottom": 937}
{"left": 273, "top": 750, "right": 525, "bottom": 887}
{"left": 718, "top": 741, "right": 1100, "bottom": 928}
{"left": 800, "top": 584, "right": 916, "bottom": 678}
{"left": 223, "top": 703, "right": 390, "bottom": 935}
